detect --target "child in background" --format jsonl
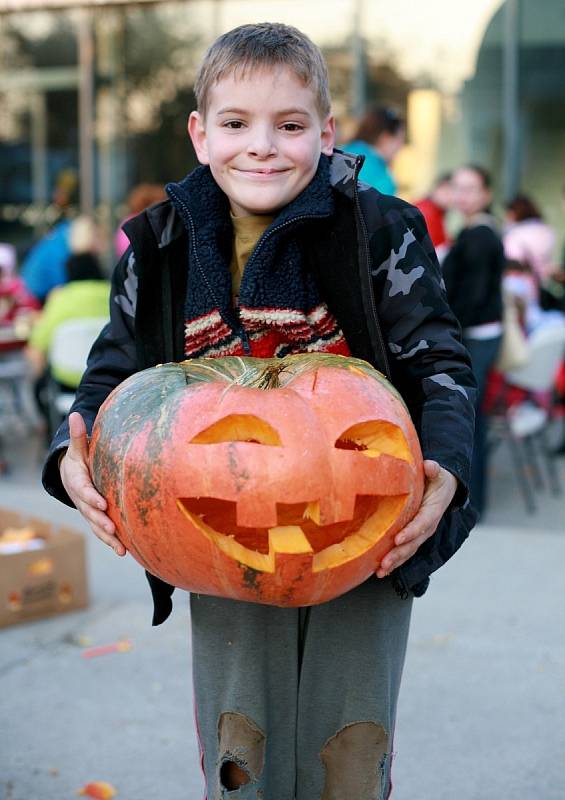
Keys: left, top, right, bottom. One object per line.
{"left": 114, "top": 183, "right": 168, "bottom": 259}
{"left": 414, "top": 172, "right": 453, "bottom": 263}
{"left": 0, "top": 243, "right": 40, "bottom": 337}
{"left": 42, "top": 23, "right": 476, "bottom": 798}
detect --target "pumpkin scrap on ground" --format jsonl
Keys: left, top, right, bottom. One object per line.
{"left": 77, "top": 781, "right": 117, "bottom": 799}
{"left": 90, "top": 354, "right": 424, "bottom": 606}
{"left": 80, "top": 639, "right": 132, "bottom": 659}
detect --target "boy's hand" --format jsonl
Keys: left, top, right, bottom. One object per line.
{"left": 375, "top": 460, "right": 457, "bottom": 579}
{"left": 60, "top": 411, "right": 126, "bottom": 557}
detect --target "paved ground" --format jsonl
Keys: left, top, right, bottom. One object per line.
{"left": 1, "top": 419, "right": 565, "bottom": 800}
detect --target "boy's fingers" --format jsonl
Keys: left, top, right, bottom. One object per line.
{"left": 423, "top": 459, "right": 441, "bottom": 480}
{"left": 59, "top": 416, "right": 124, "bottom": 556}
{"left": 377, "top": 536, "right": 426, "bottom": 577}
{"left": 378, "top": 503, "right": 444, "bottom": 576}
{"left": 74, "top": 499, "right": 115, "bottom": 534}
{"left": 83, "top": 511, "right": 126, "bottom": 556}
{"left": 80, "top": 484, "right": 108, "bottom": 511}
{"left": 89, "top": 523, "right": 126, "bottom": 556}
{"left": 67, "top": 411, "right": 88, "bottom": 461}
{"left": 394, "top": 505, "right": 437, "bottom": 546}
{"left": 73, "top": 502, "right": 125, "bottom": 555}
{"left": 61, "top": 466, "right": 104, "bottom": 511}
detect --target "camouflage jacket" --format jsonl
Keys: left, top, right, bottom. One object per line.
{"left": 43, "top": 150, "right": 478, "bottom": 624}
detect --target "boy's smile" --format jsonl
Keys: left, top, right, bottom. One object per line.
{"left": 188, "top": 67, "right": 335, "bottom": 217}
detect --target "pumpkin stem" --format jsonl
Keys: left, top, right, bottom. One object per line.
{"left": 251, "top": 363, "right": 288, "bottom": 390}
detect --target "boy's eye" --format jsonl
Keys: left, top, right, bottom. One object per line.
{"left": 223, "top": 120, "right": 245, "bottom": 129}
{"left": 281, "top": 123, "right": 304, "bottom": 132}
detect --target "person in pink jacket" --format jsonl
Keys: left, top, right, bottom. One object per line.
{"left": 503, "top": 194, "right": 557, "bottom": 286}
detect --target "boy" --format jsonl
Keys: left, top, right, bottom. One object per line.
{"left": 43, "top": 23, "right": 477, "bottom": 799}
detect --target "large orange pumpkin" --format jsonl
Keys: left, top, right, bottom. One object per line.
{"left": 89, "top": 354, "right": 424, "bottom": 606}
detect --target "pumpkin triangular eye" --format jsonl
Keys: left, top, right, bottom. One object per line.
{"left": 190, "top": 414, "right": 282, "bottom": 446}
{"left": 334, "top": 421, "right": 411, "bottom": 461}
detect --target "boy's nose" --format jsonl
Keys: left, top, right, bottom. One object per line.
{"left": 246, "top": 128, "right": 277, "bottom": 158}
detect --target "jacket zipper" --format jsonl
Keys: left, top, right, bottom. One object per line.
{"left": 234, "top": 213, "right": 328, "bottom": 353}
{"left": 167, "top": 186, "right": 252, "bottom": 354}
{"left": 239, "top": 212, "right": 327, "bottom": 274}
{"left": 351, "top": 160, "right": 392, "bottom": 380}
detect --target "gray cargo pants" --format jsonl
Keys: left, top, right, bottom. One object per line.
{"left": 190, "top": 576, "right": 412, "bottom": 800}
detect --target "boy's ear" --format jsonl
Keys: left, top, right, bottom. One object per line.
{"left": 321, "top": 114, "right": 336, "bottom": 157}
{"left": 188, "top": 111, "right": 209, "bottom": 165}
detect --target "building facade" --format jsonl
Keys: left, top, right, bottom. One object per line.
{"left": 1, "top": 0, "right": 563, "bottom": 259}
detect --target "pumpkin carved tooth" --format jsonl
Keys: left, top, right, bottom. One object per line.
{"left": 90, "top": 354, "right": 424, "bottom": 606}
{"left": 303, "top": 500, "right": 321, "bottom": 524}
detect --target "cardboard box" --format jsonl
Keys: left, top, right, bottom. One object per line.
{"left": 0, "top": 506, "right": 89, "bottom": 628}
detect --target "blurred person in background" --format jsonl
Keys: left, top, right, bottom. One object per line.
{"left": 25, "top": 223, "right": 110, "bottom": 441}
{"left": 0, "top": 243, "right": 40, "bottom": 333}
{"left": 0, "top": 243, "right": 41, "bottom": 473}
{"left": 540, "top": 185, "right": 565, "bottom": 455}
{"left": 20, "top": 169, "right": 79, "bottom": 304}
{"left": 538, "top": 184, "right": 565, "bottom": 315}
{"left": 114, "top": 183, "right": 168, "bottom": 260}
{"left": 443, "top": 165, "right": 505, "bottom": 517}
{"left": 503, "top": 194, "right": 557, "bottom": 287}
{"left": 343, "top": 106, "right": 405, "bottom": 195}
{"left": 502, "top": 258, "right": 564, "bottom": 335}
{"left": 414, "top": 172, "right": 453, "bottom": 262}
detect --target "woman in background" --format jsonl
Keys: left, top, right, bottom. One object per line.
{"left": 443, "top": 165, "right": 505, "bottom": 517}
{"left": 343, "top": 106, "right": 405, "bottom": 195}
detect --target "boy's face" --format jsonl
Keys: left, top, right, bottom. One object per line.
{"left": 188, "top": 66, "right": 335, "bottom": 217}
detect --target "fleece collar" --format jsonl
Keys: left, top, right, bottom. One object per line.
{"left": 156, "top": 150, "right": 362, "bottom": 250}
{"left": 166, "top": 151, "right": 335, "bottom": 236}
{"left": 166, "top": 154, "right": 337, "bottom": 322}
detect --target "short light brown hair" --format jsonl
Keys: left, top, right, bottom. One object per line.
{"left": 194, "top": 23, "right": 331, "bottom": 119}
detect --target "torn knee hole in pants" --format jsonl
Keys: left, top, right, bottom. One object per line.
{"left": 218, "top": 712, "right": 266, "bottom": 792}
{"left": 220, "top": 759, "right": 251, "bottom": 791}
{"left": 320, "top": 721, "right": 389, "bottom": 800}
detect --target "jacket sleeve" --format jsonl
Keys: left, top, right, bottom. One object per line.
{"left": 41, "top": 249, "right": 139, "bottom": 506}
{"left": 366, "top": 196, "right": 477, "bottom": 502}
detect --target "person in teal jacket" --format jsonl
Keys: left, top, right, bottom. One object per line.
{"left": 344, "top": 106, "right": 405, "bottom": 195}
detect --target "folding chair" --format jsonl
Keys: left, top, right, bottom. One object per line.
{"left": 490, "top": 319, "right": 565, "bottom": 512}
{"left": 46, "top": 316, "right": 108, "bottom": 434}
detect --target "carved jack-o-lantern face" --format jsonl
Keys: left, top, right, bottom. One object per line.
{"left": 90, "top": 354, "right": 424, "bottom": 606}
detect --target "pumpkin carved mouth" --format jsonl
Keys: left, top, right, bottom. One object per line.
{"left": 177, "top": 494, "right": 408, "bottom": 573}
